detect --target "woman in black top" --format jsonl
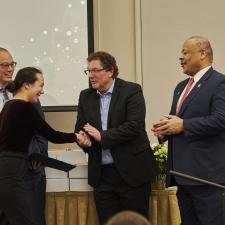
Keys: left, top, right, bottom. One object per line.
{"left": 0, "top": 67, "right": 91, "bottom": 225}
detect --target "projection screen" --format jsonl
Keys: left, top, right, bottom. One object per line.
{"left": 0, "top": 0, "right": 93, "bottom": 111}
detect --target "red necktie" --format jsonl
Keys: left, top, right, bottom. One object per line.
{"left": 176, "top": 78, "right": 194, "bottom": 115}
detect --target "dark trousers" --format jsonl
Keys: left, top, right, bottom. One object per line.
{"left": 0, "top": 211, "right": 9, "bottom": 225}
{"left": 0, "top": 152, "right": 37, "bottom": 225}
{"left": 177, "top": 185, "right": 224, "bottom": 225}
{"left": 26, "top": 170, "right": 46, "bottom": 225}
{"left": 94, "top": 164, "right": 151, "bottom": 225}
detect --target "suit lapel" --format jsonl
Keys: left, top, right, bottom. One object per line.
{"left": 90, "top": 91, "right": 102, "bottom": 130}
{"left": 107, "top": 79, "right": 121, "bottom": 128}
{"left": 178, "top": 67, "right": 213, "bottom": 116}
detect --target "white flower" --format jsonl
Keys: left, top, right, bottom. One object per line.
{"left": 151, "top": 143, "right": 168, "bottom": 174}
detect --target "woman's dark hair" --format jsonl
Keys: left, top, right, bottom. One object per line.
{"left": 7, "top": 67, "right": 42, "bottom": 93}
{"left": 87, "top": 51, "right": 119, "bottom": 78}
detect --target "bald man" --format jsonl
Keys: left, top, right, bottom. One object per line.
{"left": 153, "top": 36, "right": 225, "bottom": 225}
{"left": 0, "top": 47, "right": 15, "bottom": 111}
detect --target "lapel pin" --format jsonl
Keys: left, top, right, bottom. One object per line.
{"left": 177, "top": 91, "right": 180, "bottom": 95}
{"left": 197, "top": 83, "right": 201, "bottom": 88}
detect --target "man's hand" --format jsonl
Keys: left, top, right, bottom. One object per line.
{"left": 152, "top": 115, "right": 184, "bottom": 136}
{"left": 152, "top": 117, "right": 168, "bottom": 139}
{"left": 83, "top": 123, "right": 101, "bottom": 142}
{"left": 76, "top": 131, "right": 92, "bottom": 147}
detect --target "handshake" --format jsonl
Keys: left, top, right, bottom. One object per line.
{"left": 75, "top": 123, "right": 102, "bottom": 147}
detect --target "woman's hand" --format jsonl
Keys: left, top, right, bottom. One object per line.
{"left": 76, "top": 131, "right": 92, "bottom": 147}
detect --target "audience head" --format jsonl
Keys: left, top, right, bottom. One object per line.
{"left": 10, "top": 67, "right": 44, "bottom": 103}
{"left": 85, "top": 51, "right": 119, "bottom": 93}
{"left": 179, "top": 36, "right": 213, "bottom": 76}
{"left": 0, "top": 47, "right": 16, "bottom": 87}
{"left": 105, "top": 211, "right": 151, "bottom": 225}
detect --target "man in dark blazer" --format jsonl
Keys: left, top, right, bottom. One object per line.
{"left": 75, "top": 51, "right": 157, "bottom": 225}
{"left": 153, "top": 36, "right": 225, "bottom": 225}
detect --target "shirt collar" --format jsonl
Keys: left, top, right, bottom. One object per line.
{"left": 191, "top": 66, "right": 211, "bottom": 82}
{"left": 97, "top": 79, "right": 115, "bottom": 96}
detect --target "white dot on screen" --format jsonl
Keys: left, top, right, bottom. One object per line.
{"left": 54, "top": 27, "right": 59, "bottom": 32}
{"left": 73, "top": 38, "right": 79, "bottom": 44}
{"left": 30, "top": 38, "right": 34, "bottom": 42}
{"left": 80, "top": 0, "right": 85, "bottom": 5}
{"left": 43, "top": 30, "right": 48, "bottom": 35}
{"left": 65, "top": 46, "right": 70, "bottom": 51}
{"left": 66, "top": 31, "right": 72, "bottom": 36}
{"left": 68, "top": 3, "right": 72, "bottom": 8}
{"left": 56, "top": 44, "right": 61, "bottom": 48}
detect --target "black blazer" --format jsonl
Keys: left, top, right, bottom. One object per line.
{"left": 75, "top": 78, "right": 157, "bottom": 187}
{"left": 167, "top": 67, "right": 225, "bottom": 186}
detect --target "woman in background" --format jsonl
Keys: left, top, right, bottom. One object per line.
{"left": 0, "top": 67, "right": 90, "bottom": 225}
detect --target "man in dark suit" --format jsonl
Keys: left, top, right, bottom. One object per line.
{"left": 152, "top": 36, "right": 225, "bottom": 225}
{"left": 75, "top": 51, "right": 157, "bottom": 225}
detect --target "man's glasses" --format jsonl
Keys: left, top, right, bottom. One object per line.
{"left": 84, "top": 68, "right": 105, "bottom": 75}
{"left": 0, "top": 62, "right": 17, "bottom": 69}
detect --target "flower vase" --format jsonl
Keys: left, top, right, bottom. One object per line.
{"left": 152, "top": 174, "right": 166, "bottom": 190}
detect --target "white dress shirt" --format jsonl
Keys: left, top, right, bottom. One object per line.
{"left": 176, "top": 66, "right": 211, "bottom": 112}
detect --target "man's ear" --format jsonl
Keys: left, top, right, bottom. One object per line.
{"left": 200, "top": 49, "right": 207, "bottom": 60}
{"left": 108, "top": 69, "right": 114, "bottom": 78}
